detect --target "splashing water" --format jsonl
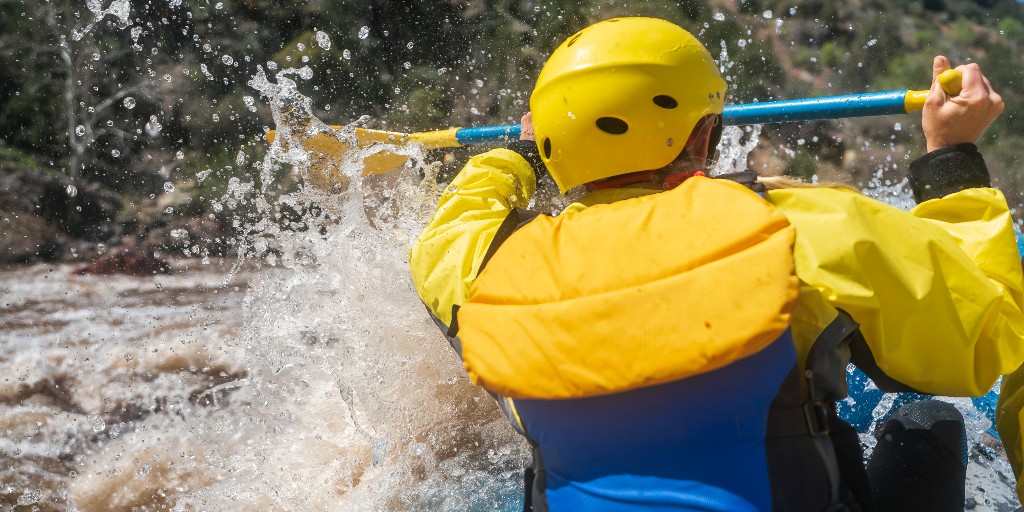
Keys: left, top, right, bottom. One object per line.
{"left": 712, "top": 125, "right": 762, "bottom": 176}
{"left": 166, "top": 65, "right": 531, "bottom": 510}
{"left": 73, "top": 0, "right": 131, "bottom": 41}
{"left": 5, "top": 1, "right": 1021, "bottom": 509}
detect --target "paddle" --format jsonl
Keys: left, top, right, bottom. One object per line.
{"left": 266, "top": 69, "right": 962, "bottom": 185}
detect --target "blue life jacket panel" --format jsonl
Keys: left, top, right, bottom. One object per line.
{"left": 512, "top": 331, "right": 797, "bottom": 511}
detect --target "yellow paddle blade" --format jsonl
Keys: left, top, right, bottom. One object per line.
{"left": 265, "top": 126, "right": 462, "bottom": 185}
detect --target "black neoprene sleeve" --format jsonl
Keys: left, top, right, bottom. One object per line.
{"left": 507, "top": 139, "right": 545, "bottom": 172}
{"left": 907, "top": 143, "right": 991, "bottom": 203}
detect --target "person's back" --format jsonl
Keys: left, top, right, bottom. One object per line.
{"left": 410, "top": 16, "right": 1023, "bottom": 512}
{"left": 457, "top": 169, "right": 801, "bottom": 509}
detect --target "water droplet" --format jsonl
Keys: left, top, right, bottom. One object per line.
{"left": 894, "top": 122, "right": 902, "bottom": 131}
{"left": 123, "top": 96, "right": 136, "bottom": 109}
{"left": 66, "top": 184, "right": 78, "bottom": 197}
{"left": 145, "top": 115, "right": 163, "bottom": 137}
{"left": 221, "top": 54, "right": 234, "bottom": 65}
{"left": 88, "top": 414, "right": 106, "bottom": 433}
{"left": 864, "top": 39, "right": 878, "bottom": 48}
{"left": 163, "top": 182, "right": 175, "bottom": 193}
{"left": 790, "top": 6, "right": 798, "bottom": 15}
{"left": 713, "top": 12, "right": 725, "bottom": 21}
{"left": 131, "top": 26, "right": 143, "bottom": 42}
{"left": 111, "top": 149, "right": 120, "bottom": 157}
{"left": 298, "top": 66, "right": 313, "bottom": 80}
{"left": 236, "top": 150, "right": 246, "bottom": 165}
{"left": 358, "top": 26, "right": 370, "bottom": 39}
{"left": 165, "top": 207, "right": 174, "bottom": 214}
{"left": 762, "top": 10, "right": 773, "bottom": 18}
{"left": 75, "top": 125, "right": 85, "bottom": 136}
{"left": 316, "top": 31, "right": 331, "bottom": 50}
{"left": 403, "top": 61, "right": 411, "bottom": 69}
{"left": 176, "top": 150, "right": 184, "bottom": 160}
{"left": 406, "top": 41, "right": 414, "bottom": 50}
{"left": 410, "top": 443, "right": 426, "bottom": 456}
{"left": 342, "top": 49, "right": 351, "bottom": 60}
{"left": 16, "top": 489, "right": 42, "bottom": 506}
{"left": 92, "top": 52, "right": 100, "bottom": 61}
{"left": 215, "top": 2, "right": 223, "bottom": 9}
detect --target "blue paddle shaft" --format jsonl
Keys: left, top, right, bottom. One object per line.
{"left": 721, "top": 90, "right": 909, "bottom": 126}
{"left": 453, "top": 89, "right": 911, "bottom": 145}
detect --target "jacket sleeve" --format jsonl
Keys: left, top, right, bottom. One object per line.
{"left": 765, "top": 185, "right": 1024, "bottom": 397}
{"left": 409, "top": 148, "right": 536, "bottom": 327}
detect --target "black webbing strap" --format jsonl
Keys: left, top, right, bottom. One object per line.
{"left": 477, "top": 207, "right": 543, "bottom": 273}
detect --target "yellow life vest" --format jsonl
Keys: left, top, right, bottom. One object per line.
{"left": 457, "top": 176, "right": 800, "bottom": 399}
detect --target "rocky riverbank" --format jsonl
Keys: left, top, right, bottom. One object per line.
{"left": 0, "top": 152, "right": 235, "bottom": 268}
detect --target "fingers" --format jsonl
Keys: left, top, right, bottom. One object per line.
{"left": 980, "top": 74, "right": 1004, "bottom": 114}
{"left": 520, "top": 112, "right": 535, "bottom": 141}
{"left": 925, "top": 71, "right": 947, "bottom": 108}
{"left": 925, "top": 56, "right": 953, "bottom": 108}
{"left": 956, "top": 62, "right": 987, "bottom": 97}
{"left": 932, "top": 55, "right": 951, "bottom": 80}
{"left": 922, "top": 59, "right": 1002, "bottom": 152}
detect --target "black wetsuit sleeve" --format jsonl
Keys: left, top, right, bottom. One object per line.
{"left": 907, "top": 143, "right": 991, "bottom": 203}
{"left": 507, "top": 140, "right": 545, "bottom": 172}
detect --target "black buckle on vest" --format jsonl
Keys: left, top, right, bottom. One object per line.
{"left": 804, "top": 401, "right": 831, "bottom": 437}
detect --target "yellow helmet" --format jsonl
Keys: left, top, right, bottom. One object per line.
{"left": 530, "top": 17, "right": 727, "bottom": 193}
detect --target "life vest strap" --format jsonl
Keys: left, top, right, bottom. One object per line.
{"left": 768, "top": 401, "right": 832, "bottom": 438}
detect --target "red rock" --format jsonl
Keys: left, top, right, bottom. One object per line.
{"left": 74, "top": 249, "right": 172, "bottom": 276}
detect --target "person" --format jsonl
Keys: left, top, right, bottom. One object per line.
{"left": 409, "top": 17, "right": 1024, "bottom": 512}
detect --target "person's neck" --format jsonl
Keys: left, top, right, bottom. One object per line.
{"left": 586, "top": 168, "right": 707, "bottom": 191}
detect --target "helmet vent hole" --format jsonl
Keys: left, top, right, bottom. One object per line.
{"left": 596, "top": 117, "right": 629, "bottom": 135}
{"left": 543, "top": 138, "right": 552, "bottom": 159}
{"left": 566, "top": 34, "right": 581, "bottom": 47}
{"left": 653, "top": 95, "right": 678, "bottom": 109}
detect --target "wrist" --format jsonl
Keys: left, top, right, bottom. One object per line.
{"left": 908, "top": 143, "right": 990, "bottom": 203}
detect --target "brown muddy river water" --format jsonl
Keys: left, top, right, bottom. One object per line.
{"left": 2, "top": 254, "right": 1022, "bottom": 511}
{"left": 0, "top": 259, "right": 527, "bottom": 511}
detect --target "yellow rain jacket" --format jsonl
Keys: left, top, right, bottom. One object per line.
{"left": 409, "top": 147, "right": 1024, "bottom": 494}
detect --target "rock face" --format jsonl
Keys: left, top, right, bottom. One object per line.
{"left": 1, "top": 160, "right": 124, "bottom": 264}
{"left": 73, "top": 249, "right": 172, "bottom": 276}
{"left": 0, "top": 211, "right": 64, "bottom": 263}
{"left": 0, "top": 152, "right": 238, "bottom": 269}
